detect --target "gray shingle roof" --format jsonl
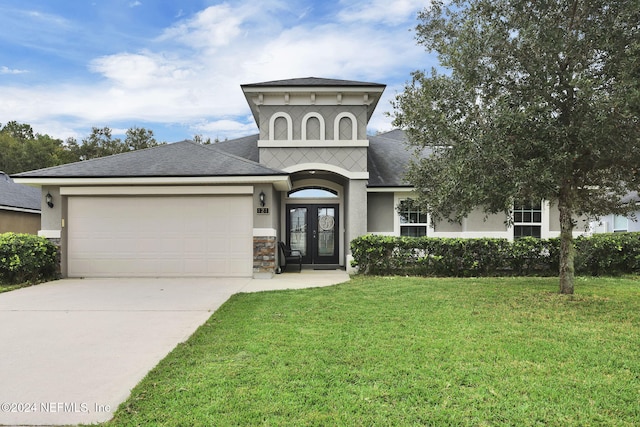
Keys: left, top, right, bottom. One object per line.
{"left": 13, "top": 141, "right": 285, "bottom": 178}
{"left": 241, "top": 77, "right": 385, "bottom": 88}
{"left": 213, "top": 129, "right": 416, "bottom": 187}
{"left": 11, "top": 129, "right": 416, "bottom": 187}
{"left": 367, "top": 129, "right": 414, "bottom": 187}
{"left": 212, "top": 134, "right": 260, "bottom": 162}
{"left": 0, "top": 172, "right": 40, "bottom": 211}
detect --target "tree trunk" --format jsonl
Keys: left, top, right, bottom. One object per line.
{"left": 558, "top": 194, "right": 575, "bottom": 295}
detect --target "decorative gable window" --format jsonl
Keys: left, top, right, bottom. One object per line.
{"left": 398, "top": 199, "right": 427, "bottom": 237}
{"left": 513, "top": 201, "right": 542, "bottom": 239}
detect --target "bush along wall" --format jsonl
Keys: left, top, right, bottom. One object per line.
{"left": 351, "top": 233, "right": 640, "bottom": 277}
{"left": 0, "top": 233, "right": 59, "bottom": 285}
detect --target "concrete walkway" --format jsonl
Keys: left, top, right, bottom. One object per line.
{"left": 0, "top": 270, "right": 349, "bottom": 426}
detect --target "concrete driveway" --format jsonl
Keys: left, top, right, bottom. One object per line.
{"left": 0, "top": 271, "right": 349, "bottom": 426}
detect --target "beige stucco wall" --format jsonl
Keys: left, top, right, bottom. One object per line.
{"left": 434, "top": 219, "right": 463, "bottom": 233}
{"left": 548, "top": 201, "right": 590, "bottom": 233}
{"left": 367, "top": 192, "right": 394, "bottom": 233}
{"left": 465, "top": 208, "right": 508, "bottom": 232}
{"left": 0, "top": 210, "right": 40, "bottom": 234}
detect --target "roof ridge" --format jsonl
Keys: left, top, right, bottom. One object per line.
{"left": 203, "top": 142, "right": 285, "bottom": 174}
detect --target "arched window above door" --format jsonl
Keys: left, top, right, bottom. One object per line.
{"left": 288, "top": 187, "right": 338, "bottom": 198}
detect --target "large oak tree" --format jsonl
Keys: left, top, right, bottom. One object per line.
{"left": 393, "top": 0, "right": 640, "bottom": 294}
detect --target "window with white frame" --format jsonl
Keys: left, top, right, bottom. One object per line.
{"left": 513, "top": 201, "right": 542, "bottom": 239}
{"left": 613, "top": 215, "right": 628, "bottom": 232}
{"left": 398, "top": 199, "right": 427, "bottom": 237}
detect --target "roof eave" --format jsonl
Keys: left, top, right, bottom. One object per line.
{"left": 0, "top": 205, "right": 41, "bottom": 214}
{"left": 14, "top": 175, "right": 292, "bottom": 191}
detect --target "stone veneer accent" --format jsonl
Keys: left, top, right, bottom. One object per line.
{"left": 253, "top": 236, "right": 276, "bottom": 277}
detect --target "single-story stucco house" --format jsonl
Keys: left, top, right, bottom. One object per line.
{"left": 0, "top": 171, "right": 41, "bottom": 234}
{"left": 12, "top": 77, "right": 639, "bottom": 278}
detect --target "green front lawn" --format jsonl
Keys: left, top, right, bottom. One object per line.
{"left": 106, "top": 276, "right": 640, "bottom": 426}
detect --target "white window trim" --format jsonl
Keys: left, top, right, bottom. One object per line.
{"left": 269, "top": 112, "right": 293, "bottom": 141}
{"left": 333, "top": 112, "right": 358, "bottom": 141}
{"left": 394, "top": 194, "right": 428, "bottom": 237}
{"left": 512, "top": 200, "right": 549, "bottom": 239}
{"left": 301, "top": 112, "right": 326, "bottom": 140}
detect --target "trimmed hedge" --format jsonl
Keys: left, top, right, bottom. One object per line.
{"left": 351, "top": 233, "right": 640, "bottom": 277}
{"left": 0, "top": 233, "right": 59, "bottom": 285}
{"left": 575, "top": 232, "right": 640, "bottom": 276}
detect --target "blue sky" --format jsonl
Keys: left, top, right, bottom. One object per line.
{"left": 0, "top": 0, "right": 437, "bottom": 143}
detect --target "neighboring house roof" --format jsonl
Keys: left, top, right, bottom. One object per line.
{"left": 13, "top": 141, "right": 285, "bottom": 178}
{"left": 0, "top": 172, "right": 40, "bottom": 212}
{"left": 240, "top": 77, "right": 386, "bottom": 88}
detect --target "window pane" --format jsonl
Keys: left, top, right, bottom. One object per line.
{"left": 614, "top": 215, "right": 628, "bottom": 231}
{"left": 289, "top": 188, "right": 337, "bottom": 198}
{"left": 289, "top": 208, "right": 307, "bottom": 255}
{"left": 514, "top": 225, "right": 541, "bottom": 239}
{"left": 533, "top": 212, "right": 542, "bottom": 223}
{"left": 317, "top": 208, "right": 335, "bottom": 256}
{"left": 401, "top": 226, "right": 427, "bottom": 237}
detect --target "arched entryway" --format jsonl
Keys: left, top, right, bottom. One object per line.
{"left": 283, "top": 178, "right": 344, "bottom": 267}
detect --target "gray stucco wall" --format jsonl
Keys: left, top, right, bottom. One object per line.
{"left": 367, "top": 192, "right": 394, "bottom": 233}
{"left": 260, "top": 147, "right": 368, "bottom": 172}
{"left": 253, "top": 184, "right": 279, "bottom": 230}
{"left": 41, "top": 186, "right": 62, "bottom": 231}
{"left": 345, "top": 179, "right": 368, "bottom": 256}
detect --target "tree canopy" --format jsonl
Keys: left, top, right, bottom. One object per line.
{"left": 0, "top": 123, "right": 164, "bottom": 174}
{"left": 393, "top": 0, "right": 640, "bottom": 293}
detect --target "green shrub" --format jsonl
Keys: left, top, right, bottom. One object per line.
{"left": 575, "top": 232, "right": 640, "bottom": 276}
{"left": 0, "top": 233, "right": 59, "bottom": 285}
{"left": 351, "top": 233, "right": 639, "bottom": 277}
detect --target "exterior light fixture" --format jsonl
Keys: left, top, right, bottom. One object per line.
{"left": 46, "top": 192, "right": 54, "bottom": 208}
{"left": 259, "top": 191, "right": 266, "bottom": 207}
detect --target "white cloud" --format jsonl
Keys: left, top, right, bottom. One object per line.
{"left": 89, "top": 52, "right": 194, "bottom": 89}
{"left": 24, "top": 9, "right": 72, "bottom": 28}
{"left": 1, "top": 66, "right": 28, "bottom": 74}
{"left": 192, "top": 118, "right": 257, "bottom": 140}
{"left": 337, "top": 0, "right": 429, "bottom": 25}
{"left": 129, "top": 1, "right": 142, "bottom": 7}
{"left": 0, "top": 0, "right": 431, "bottom": 141}
{"left": 158, "top": 4, "right": 246, "bottom": 50}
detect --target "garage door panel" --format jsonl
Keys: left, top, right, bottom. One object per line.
{"left": 67, "top": 196, "right": 252, "bottom": 277}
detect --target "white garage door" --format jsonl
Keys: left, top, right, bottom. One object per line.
{"left": 67, "top": 196, "right": 253, "bottom": 277}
